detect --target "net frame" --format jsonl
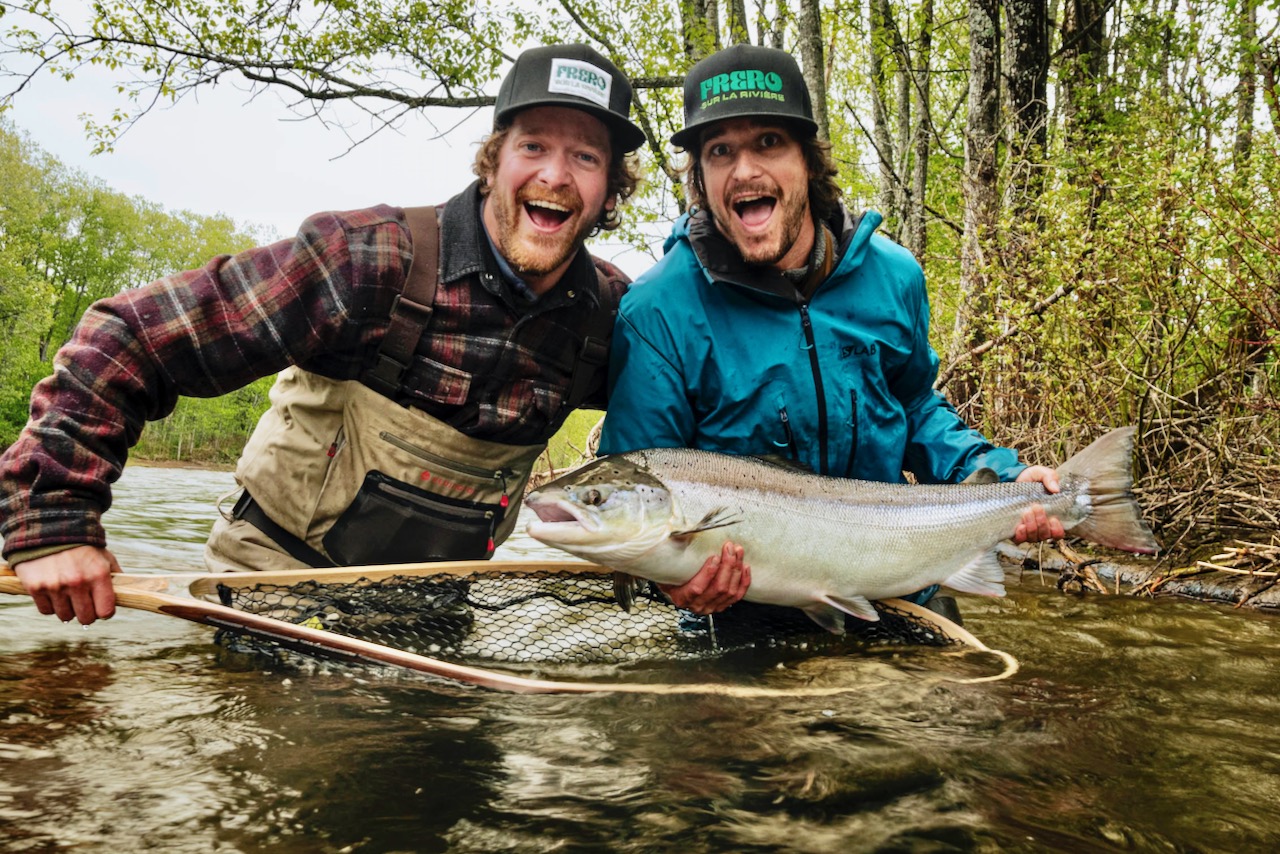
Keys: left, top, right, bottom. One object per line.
{"left": 2, "top": 561, "right": 1019, "bottom": 693}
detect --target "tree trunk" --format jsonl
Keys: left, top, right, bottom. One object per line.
{"left": 798, "top": 0, "right": 830, "bottom": 141}
{"left": 762, "top": 2, "right": 787, "bottom": 48}
{"left": 1261, "top": 48, "right": 1280, "bottom": 129}
{"left": 905, "top": 0, "right": 933, "bottom": 260}
{"left": 1058, "top": 0, "right": 1110, "bottom": 229}
{"left": 1229, "top": 0, "right": 1268, "bottom": 395}
{"left": 869, "top": 0, "right": 900, "bottom": 227}
{"left": 1003, "top": 0, "right": 1048, "bottom": 215}
{"left": 727, "top": 0, "right": 749, "bottom": 44}
{"left": 681, "top": 0, "right": 716, "bottom": 61}
{"left": 952, "top": 0, "right": 1001, "bottom": 413}
{"left": 1234, "top": 0, "right": 1257, "bottom": 167}
{"left": 892, "top": 35, "right": 911, "bottom": 242}
{"left": 707, "top": 0, "right": 723, "bottom": 53}
{"left": 1059, "top": 0, "right": 1108, "bottom": 155}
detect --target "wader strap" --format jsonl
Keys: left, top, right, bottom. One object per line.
{"left": 562, "top": 268, "right": 619, "bottom": 412}
{"left": 365, "top": 206, "right": 441, "bottom": 396}
{"left": 232, "top": 491, "right": 337, "bottom": 568}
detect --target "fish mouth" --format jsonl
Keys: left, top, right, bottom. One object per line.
{"left": 527, "top": 498, "right": 587, "bottom": 525}
{"left": 524, "top": 493, "right": 602, "bottom": 543}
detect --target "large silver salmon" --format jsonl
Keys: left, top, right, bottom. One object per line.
{"left": 524, "top": 427, "right": 1159, "bottom": 633}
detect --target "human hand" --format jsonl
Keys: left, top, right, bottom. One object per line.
{"left": 659, "top": 540, "right": 751, "bottom": 614}
{"left": 1013, "top": 466, "right": 1067, "bottom": 543}
{"left": 14, "top": 546, "right": 121, "bottom": 625}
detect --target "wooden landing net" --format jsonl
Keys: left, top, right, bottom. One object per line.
{"left": 2, "top": 560, "right": 1018, "bottom": 694}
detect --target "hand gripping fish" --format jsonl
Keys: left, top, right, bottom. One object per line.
{"left": 524, "top": 427, "right": 1159, "bottom": 633}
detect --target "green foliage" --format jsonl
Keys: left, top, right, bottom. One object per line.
{"left": 0, "top": 119, "right": 266, "bottom": 451}
{"left": 0, "top": 122, "right": 55, "bottom": 444}
{"left": 132, "top": 375, "right": 275, "bottom": 464}
{"left": 537, "top": 409, "right": 605, "bottom": 475}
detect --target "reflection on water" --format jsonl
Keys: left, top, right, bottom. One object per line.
{"left": 3, "top": 464, "right": 1280, "bottom": 851}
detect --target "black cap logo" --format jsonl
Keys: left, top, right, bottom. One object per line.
{"left": 671, "top": 45, "right": 817, "bottom": 149}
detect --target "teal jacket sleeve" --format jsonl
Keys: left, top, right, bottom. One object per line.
{"left": 893, "top": 270, "right": 1026, "bottom": 483}
{"left": 598, "top": 308, "right": 697, "bottom": 455}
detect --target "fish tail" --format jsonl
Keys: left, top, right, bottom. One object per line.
{"left": 1057, "top": 427, "right": 1160, "bottom": 555}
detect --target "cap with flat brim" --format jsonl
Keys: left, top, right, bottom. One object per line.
{"left": 671, "top": 44, "right": 818, "bottom": 150}
{"left": 494, "top": 44, "right": 647, "bottom": 153}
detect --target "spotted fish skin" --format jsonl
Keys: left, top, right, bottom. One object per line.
{"left": 524, "top": 428, "right": 1159, "bottom": 633}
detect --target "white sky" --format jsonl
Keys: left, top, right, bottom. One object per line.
{"left": 7, "top": 60, "right": 656, "bottom": 278}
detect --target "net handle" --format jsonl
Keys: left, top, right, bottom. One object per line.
{"left": 0, "top": 563, "right": 654, "bottom": 693}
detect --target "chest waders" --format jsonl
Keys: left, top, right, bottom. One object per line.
{"left": 205, "top": 207, "right": 612, "bottom": 573}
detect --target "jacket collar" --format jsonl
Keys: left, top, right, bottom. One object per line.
{"left": 438, "top": 181, "right": 598, "bottom": 314}
{"left": 683, "top": 202, "right": 863, "bottom": 301}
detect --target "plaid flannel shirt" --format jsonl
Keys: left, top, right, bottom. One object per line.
{"left": 0, "top": 182, "right": 628, "bottom": 561}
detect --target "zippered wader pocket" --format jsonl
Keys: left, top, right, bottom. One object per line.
{"left": 323, "top": 470, "right": 500, "bottom": 565}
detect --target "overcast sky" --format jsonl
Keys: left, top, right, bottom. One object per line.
{"left": 8, "top": 59, "right": 656, "bottom": 277}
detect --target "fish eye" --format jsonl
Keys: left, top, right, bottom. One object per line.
{"left": 583, "top": 488, "right": 603, "bottom": 506}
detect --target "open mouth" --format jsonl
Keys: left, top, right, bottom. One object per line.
{"left": 528, "top": 499, "right": 581, "bottom": 524}
{"left": 525, "top": 493, "right": 599, "bottom": 530}
{"left": 524, "top": 494, "right": 603, "bottom": 546}
{"left": 732, "top": 194, "right": 777, "bottom": 229}
{"left": 523, "top": 199, "right": 574, "bottom": 232}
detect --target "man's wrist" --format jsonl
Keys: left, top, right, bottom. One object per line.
{"left": 4, "top": 543, "right": 87, "bottom": 567}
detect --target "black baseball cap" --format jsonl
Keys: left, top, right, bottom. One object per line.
{"left": 493, "top": 44, "right": 647, "bottom": 153}
{"left": 671, "top": 44, "right": 818, "bottom": 149}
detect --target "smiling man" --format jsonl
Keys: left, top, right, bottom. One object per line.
{"left": 598, "top": 45, "right": 1063, "bottom": 619}
{"left": 1, "top": 44, "right": 646, "bottom": 625}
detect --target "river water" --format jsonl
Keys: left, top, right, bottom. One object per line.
{"left": 2, "top": 465, "right": 1279, "bottom": 852}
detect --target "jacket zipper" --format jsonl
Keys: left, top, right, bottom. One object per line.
{"left": 798, "top": 303, "right": 829, "bottom": 474}
{"left": 776, "top": 405, "right": 800, "bottom": 462}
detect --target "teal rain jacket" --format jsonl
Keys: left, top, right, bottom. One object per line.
{"left": 598, "top": 205, "right": 1026, "bottom": 484}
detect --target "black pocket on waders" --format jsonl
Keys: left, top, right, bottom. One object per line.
{"left": 323, "top": 470, "right": 501, "bottom": 565}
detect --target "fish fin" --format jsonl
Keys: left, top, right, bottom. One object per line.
{"left": 942, "top": 552, "right": 1007, "bottom": 597}
{"left": 802, "top": 605, "right": 849, "bottom": 634}
{"left": 819, "top": 593, "right": 881, "bottom": 623}
{"left": 750, "top": 454, "right": 815, "bottom": 473}
{"left": 612, "top": 572, "right": 640, "bottom": 613}
{"left": 1057, "top": 427, "right": 1161, "bottom": 555}
{"left": 960, "top": 467, "right": 1000, "bottom": 485}
{"left": 670, "top": 507, "right": 741, "bottom": 542}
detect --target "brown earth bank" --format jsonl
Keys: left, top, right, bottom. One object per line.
{"left": 998, "top": 540, "right": 1280, "bottom": 612}
{"left": 127, "top": 457, "right": 235, "bottom": 472}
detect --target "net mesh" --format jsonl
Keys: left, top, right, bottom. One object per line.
{"left": 212, "top": 569, "right": 955, "bottom": 667}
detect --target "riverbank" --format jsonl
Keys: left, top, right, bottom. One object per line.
{"left": 999, "top": 540, "right": 1280, "bottom": 612}
{"left": 128, "top": 456, "right": 236, "bottom": 472}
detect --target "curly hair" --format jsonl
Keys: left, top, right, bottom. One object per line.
{"left": 473, "top": 126, "right": 642, "bottom": 233}
{"left": 681, "top": 123, "right": 842, "bottom": 224}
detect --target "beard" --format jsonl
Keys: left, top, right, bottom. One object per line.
{"left": 713, "top": 180, "right": 810, "bottom": 267}
{"left": 489, "top": 185, "right": 598, "bottom": 279}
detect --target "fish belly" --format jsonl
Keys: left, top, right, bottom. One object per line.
{"left": 658, "top": 483, "right": 1038, "bottom": 608}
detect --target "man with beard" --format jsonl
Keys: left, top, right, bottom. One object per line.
{"left": 2, "top": 44, "right": 652, "bottom": 626}
{"left": 598, "top": 45, "right": 1064, "bottom": 618}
